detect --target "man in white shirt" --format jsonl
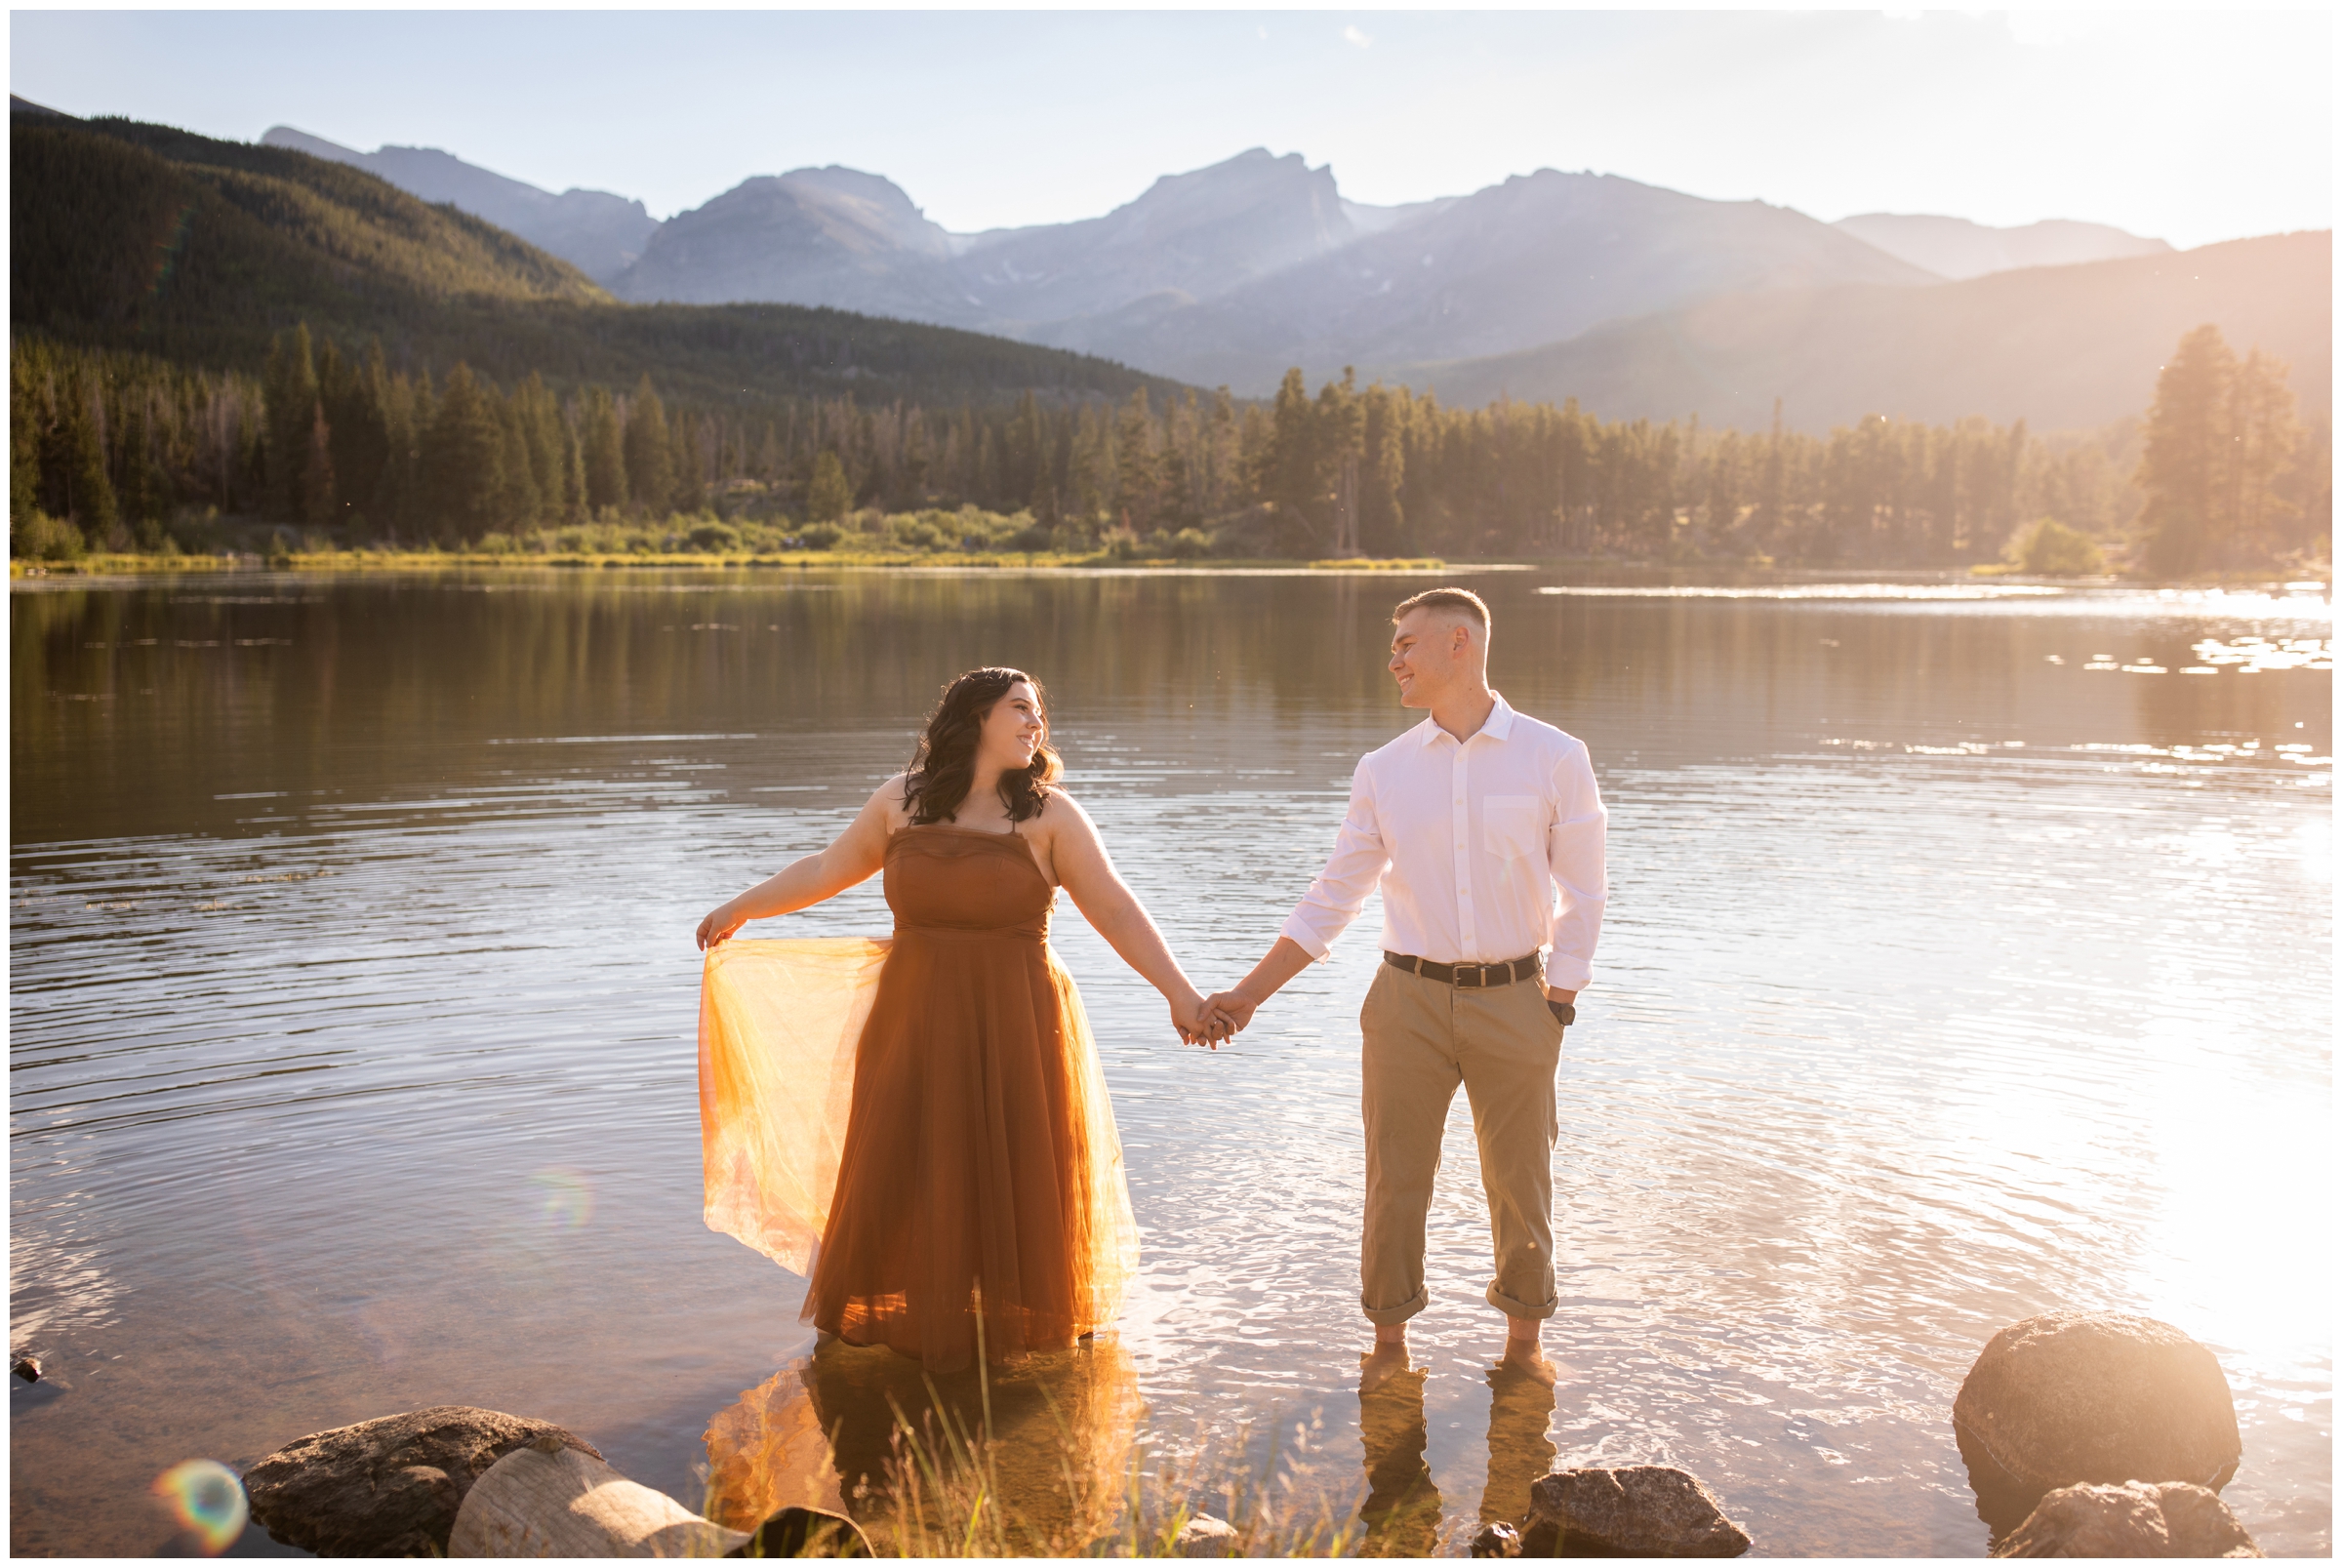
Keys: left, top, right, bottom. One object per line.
{"left": 1203, "top": 587, "right": 1606, "bottom": 1380}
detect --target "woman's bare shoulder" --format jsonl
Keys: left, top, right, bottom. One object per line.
{"left": 863, "top": 773, "right": 914, "bottom": 826}
{"left": 1033, "top": 785, "right": 1096, "bottom": 832}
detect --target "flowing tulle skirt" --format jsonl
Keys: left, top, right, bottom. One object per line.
{"left": 699, "top": 934, "right": 1138, "bottom": 1370}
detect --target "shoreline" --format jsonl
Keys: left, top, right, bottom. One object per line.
{"left": 8, "top": 550, "right": 2327, "bottom": 592}
{"left": 10, "top": 549, "right": 1454, "bottom": 579}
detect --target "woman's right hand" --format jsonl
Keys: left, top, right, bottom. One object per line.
{"left": 697, "top": 903, "right": 745, "bottom": 951}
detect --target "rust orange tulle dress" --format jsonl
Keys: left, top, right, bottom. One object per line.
{"left": 698, "top": 824, "right": 1140, "bottom": 1371}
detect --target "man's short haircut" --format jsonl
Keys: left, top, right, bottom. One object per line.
{"left": 1392, "top": 585, "right": 1491, "bottom": 633}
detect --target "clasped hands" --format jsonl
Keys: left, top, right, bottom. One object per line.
{"left": 1173, "top": 988, "right": 1256, "bottom": 1049}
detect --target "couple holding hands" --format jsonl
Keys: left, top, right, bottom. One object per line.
{"left": 695, "top": 586, "right": 1606, "bottom": 1380}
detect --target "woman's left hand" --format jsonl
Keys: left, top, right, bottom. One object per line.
{"left": 697, "top": 903, "right": 745, "bottom": 950}
{"left": 1171, "top": 990, "right": 1221, "bottom": 1050}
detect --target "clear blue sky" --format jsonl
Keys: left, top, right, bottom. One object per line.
{"left": 11, "top": 9, "right": 2331, "bottom": 248}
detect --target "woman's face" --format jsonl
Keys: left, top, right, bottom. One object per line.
{"left": 978, "top": 680, "right": 1044, "bottom": 771}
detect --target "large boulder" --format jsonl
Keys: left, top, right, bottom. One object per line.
{"left": 1954, "top": 1311, "right": 2241, "bottom": 1529}
{"left": 1990, "top": 1480, "right": 2264, "bottom": 1557}
{"left": 1527, "top": 1466, "right": 1751, "bottom": 1556}
{"left": 242, "top": 1405, "right": 602, "bottom": 1556}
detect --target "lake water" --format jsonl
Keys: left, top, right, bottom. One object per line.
{"left": 9, "top": 567, "right": 2332, "bottom": 1557}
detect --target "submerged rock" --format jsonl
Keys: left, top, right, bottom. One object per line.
{"left": 1990, "top": 1480, "right": 2264, "bottom": 1558}
{"left": 1470, "top": 1519, "right": 1522, "bottom": 1556}
{"left": 1527, "top": 1465, "right": 1751, "bottom": 1556}
{"left": 242, "top": 1405, "right": 602, "bottom": 1556}
{"left": 1175, "top": 1512, "right": 1238, "bottom": 1556}
{"left": 1954, "top": 1310, "right": 2241, "bottom": 1529}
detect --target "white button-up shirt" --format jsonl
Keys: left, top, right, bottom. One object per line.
{"left": 1278, "top": 693, "right": 1608, "bottom": 989}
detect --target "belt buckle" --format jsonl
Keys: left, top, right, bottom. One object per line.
{"left": 1456, "top": 963, "right": 1485, "bottom": 988}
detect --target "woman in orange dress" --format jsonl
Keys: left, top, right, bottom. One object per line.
{"left": 696, "top": 667, "right": 1220, "bottom": 1370}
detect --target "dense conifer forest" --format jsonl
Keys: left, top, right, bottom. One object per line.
{"left": 16, "top": 327, "right": 2325, "bottom": 571}
{"left": 9, "top": 113, "right": 2329, "bottom": 572}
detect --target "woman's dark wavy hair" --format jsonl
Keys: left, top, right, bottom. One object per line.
{"left": 902, "top": 667, "right": 1063, "bottom": 825}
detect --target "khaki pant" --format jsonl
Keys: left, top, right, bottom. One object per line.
{"left": 1359, "top": 961, "right": 1564, "bottom": 1325}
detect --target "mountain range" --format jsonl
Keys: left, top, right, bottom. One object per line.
{"left": 262, "top": 127, "right": 2263, "bottom": 403}
{"left": 32, "top": 103, "right": 2330, "bottom": 432}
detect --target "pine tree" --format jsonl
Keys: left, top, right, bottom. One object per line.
{"left": 300, "top": 403, "right": 338, "bottom": 527}
{"left": 1113, "top": 389, "right": 1161, "bottom": 532}
{"left": 10, "top": 371, "right": 43, "bottom": 525}
{"left": 1360, "top": 382, "right": 1408, "bottom": 554}
{"left": 2137, "top": 325, "right": 2238, "bottom": 576}
{"left": 806, "top": 449, "right": 853, "bottom": 523}
{"left": 2226, "top": 349, "right": 2299, "bottom": 564}
{"left": 56, "top": 383, "right": 119, "bottom": 542}
{"left": 560, "top": 416, "right": 587, "bottom": 524}
{"left": 262, "top": 324, "right": 320, "bottom": 520}
{"left": 376, "top": 365, "right": 424, "bottom": 543}
{"left": 1259, "top": 368, "right": 1319, "bottom": 525}
{"left": 582, "top": 387, "right": 626, "bottom": 514}
{"left": 514, "top": 374, "right": 566, "bottom": 521}
{"left": 115, "top": 399, "right": 164, "bottom": 533}
{"left": 423, "top": 364, "right": 507, "bottom": 543}
{"left": 670, "top": 409, "right": 707, "bottom": 514}
{"left": 622, "top": 374, "right": 673, "bottom": 515}
{"left": 495, "top": 396, "right": 541, "bottom": 528}
{"left": 324, "top": 340, "right": 392, "bottom": 534}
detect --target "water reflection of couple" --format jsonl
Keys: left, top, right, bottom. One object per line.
{"left": 695, "top": 585, "right": 1606, "bottom": 1386}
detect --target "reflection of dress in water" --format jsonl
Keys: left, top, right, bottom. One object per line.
{"left": 703, "top": 1337, "right": 1144, "bottom": 1554}
{"left": 698, "top": 824, "right": 1140, "bottom": 1371}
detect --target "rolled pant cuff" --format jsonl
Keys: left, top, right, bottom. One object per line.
{"left": 1361, "top": 1284, "right": 1430, "bottom": 1327}
{"left": 1486, "top": 1282, "right": 1557, "bottom": 1321}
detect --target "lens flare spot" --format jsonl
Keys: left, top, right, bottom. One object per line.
{"left": 527, "top": 1167, "right": 594, "bottom": 1231}
{"left": 153, "top": 1459, "right": 247, "bottom": 1553}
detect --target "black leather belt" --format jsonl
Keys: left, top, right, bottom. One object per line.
{"left": 1384, "top": 950, "right": 1542, "bottom": 988}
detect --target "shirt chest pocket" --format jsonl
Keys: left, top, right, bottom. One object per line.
{"left": 1482, "top": 795, "right": 1545, "bottom": 863}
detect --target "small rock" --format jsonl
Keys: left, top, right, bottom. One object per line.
{"left": 1954, "top": 1310, "right": 2241, "bottom": 1529}
{"left": 12, "top": 1355, "right": 39, "bottom": 1384}
{"left": 1174, "top": 1511, "right": 1238, "bottom": 1556}
{"left": 1991, "top": 1480, "right": 2264, "bottom": 1558}
{"left": 1470, "top": 1518, "right": 1522, "bottom": 1556}
{"left": 242, "top": 1405, "right": 601, "bottom": 1556}
{"left": 1528, "top": 1466, "right": 1751, "bottom": 1557}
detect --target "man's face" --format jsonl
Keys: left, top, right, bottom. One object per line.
{"left": 1388, "top": 609, "right": 1471, "bottom": 709}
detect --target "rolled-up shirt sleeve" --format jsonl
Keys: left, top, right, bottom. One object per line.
{"left": 1544, "top": 745, "right": 1608, "bottom": 989}
{"left": 1278, "top": 759, "right": 1392, "bottom": 960}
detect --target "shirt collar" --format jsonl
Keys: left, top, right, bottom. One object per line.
{"left": 1416, "top": 692, "right": 1516, "bottom": 747}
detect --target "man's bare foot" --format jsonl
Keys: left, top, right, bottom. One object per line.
{"left": 1498, "top": 1316, "right": 1557, "bottom": 1387}
{"left": 1360, "top": 1331, "right": 1410, "bottom": 1393}
{"left": 1496, "top": 1337, "right": 1557, "bottom": 1387}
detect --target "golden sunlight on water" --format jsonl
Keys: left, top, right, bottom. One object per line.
{"left": 9, "top": 571, "right": 2332, "bottom": 1556}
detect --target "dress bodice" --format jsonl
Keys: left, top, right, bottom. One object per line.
{"left": 883, "top": 824, "right": 1054, "bottom": 939}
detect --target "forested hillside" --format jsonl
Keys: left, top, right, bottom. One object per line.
{"left": 9, "top": 115, "right": 1182, "bottom": 409}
